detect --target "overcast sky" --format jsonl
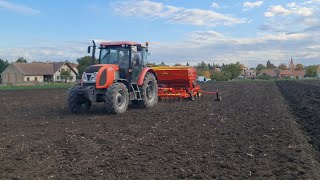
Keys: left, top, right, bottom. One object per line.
{"left": 0, "top": 0, "right": 319, "bottom": 67}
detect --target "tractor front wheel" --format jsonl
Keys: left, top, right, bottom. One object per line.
{"left": 105, "top": 83, "right": 129, "bottom": 114}
{"left": 68, "top": 86, "right": 91, "bottom": 114}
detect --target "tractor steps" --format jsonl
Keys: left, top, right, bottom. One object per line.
{"left": 130, "top": 84, "right": 142, "bottom": 100}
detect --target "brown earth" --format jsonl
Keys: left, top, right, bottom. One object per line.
{"left": 277, "top": 80, "right": 320, "bottom": 151}
{"left": 1, "top": 81, "right": 320, "bottom": 179}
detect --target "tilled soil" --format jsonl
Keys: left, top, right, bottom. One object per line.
{"left": 1, "top": 82, "right": 320, "bottom": 179}
{"left": 277, "top": 81, "right": 320, "bottom": 151}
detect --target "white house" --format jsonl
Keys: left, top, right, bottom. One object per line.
{"left": 244, "top": 69, "right": 257, "bottom": 79}
{"left": 1, "top": 61, "right": 78, "bottom": 84}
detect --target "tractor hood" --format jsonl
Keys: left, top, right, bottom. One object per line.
{"left": 82, "top": 64, "right": 119, "bottom": 89}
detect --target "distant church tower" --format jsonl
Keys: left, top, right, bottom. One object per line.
{"left": 289, "top": 57, "right": 295, "bottom": 71}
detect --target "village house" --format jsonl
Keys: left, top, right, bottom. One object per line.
{"left": 244, "top": 69, "right": 257, "bottom": 79}
{"left": 1, "top": 61, "right": 78, "bottom": 84}
{"left": 279, "top": 58, "right": 305, "bottom": 79}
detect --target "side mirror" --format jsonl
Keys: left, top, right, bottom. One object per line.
{"left": 137, "top": 44, "right": 142, "bottom": 51}
{"left": 87, "top": 46, "right": 91, "bottom": 54}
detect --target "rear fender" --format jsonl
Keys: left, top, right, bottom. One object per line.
{"left": 96, "top": 65, "right": 119, "bottom": 89}
{"left": 137, "top": 67, "right": 157, "bottom": 85}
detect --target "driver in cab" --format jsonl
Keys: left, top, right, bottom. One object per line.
{"left": 119, "top": 50, "right": 129, "bottom": 69}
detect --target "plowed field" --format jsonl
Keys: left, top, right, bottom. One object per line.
{"left": 1, "top": 81, "right": 320, "bottom": 179}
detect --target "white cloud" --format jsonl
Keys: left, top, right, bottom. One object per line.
{"left": 149, "top": 31, "right": 320, "bottom": 66}
{"left": 294, "top": 7, "right": 313, "bottom": 16}
{"left": 0, "top": 0, "right": 40, "bottom": 15}
{"left": 243, "top": 1, "right": 263, "bottom": 10}
{"left": 262, "top": 1, "right": 319, "bottom": 35}
{"left": 302, "top": 0, "right": 320, "bottom": 5}
{"left": 265, "top": 4, "right": 314, "bottom": 17}
{"left": 287, "top": 2, "right": 297, "bottom": 8}
{"left": 111, "top": 0, "right": 244, "bottom": 26}
{"left": 211, "top": 2, "right": 220, "bottom": 8}
{"left": 264, "top": 5, "right": 291, "bottom": 17}
{"left": 1, "top": 32, "right": 319, "bottom": 67}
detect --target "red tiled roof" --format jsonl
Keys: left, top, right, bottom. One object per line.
{"left": 280, "top": 70, "right": 293, "bottom": 75}
{"left": 292, "top": 71, "right": 305, "bottom": 76}
{"left": 280, "top": 70, "right": 305, "bottom": 76}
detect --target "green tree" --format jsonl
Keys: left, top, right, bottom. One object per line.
{"left": 60, "top": 69, "right": 71, "bottom": 83}
{"left": 210, "top": 72, "right": 228, "bottom": 81}
{"left": 197, "top": 70, "right": 205, "bottom": 76}
{"left": 278, "top": 63, "right": 287, "bottom": 70}
{"left": 305, "top": 65, "right": 317, "bottom": 77}
{"left": 256, "top": 64, "right": 266, "bottom": 74}
{"left": 76, "top": 56, "right": 96, "bottom": 76}
{"left": 266, "top": 60, "right": 276, "bottom": 69}
{"left": 257, "top": 73, "right": 272, "bottom": 80}
{"left": 295, "top": 64, "right": 304, "bottom": 71}
{"left": 0, "top": 58, "right": 9, "bottom": 74}
{"left": 221, "top": 62, "right": 242, "bottom": 80}
{"left": 196, "top": 61, "right": 208, "bottom": 70}
{"left": 16, "top": 57, "right": 27, "bottom": 63}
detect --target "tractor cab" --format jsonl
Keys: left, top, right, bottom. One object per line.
{"left": 92, "top": 41, "right": 148, "bottom": 83}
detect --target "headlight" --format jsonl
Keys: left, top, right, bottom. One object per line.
{"left": 82, "top": 72, "right": 98, "bottom": 83}
{"left": 82, "top": 72, "right": 88, "bottom": 82}
{"left": 90, "top": 72, "right": 97, "bottom": 82}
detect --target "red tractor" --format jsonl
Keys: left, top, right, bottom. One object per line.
{"left": 68, "top": 41, "right": 220, "bottom": 114}
{"left": 68, "top": 41, "right": 158, "bottom": 114}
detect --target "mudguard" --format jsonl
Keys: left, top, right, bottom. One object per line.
{"left": 137, "top": 67, "right": 157, "bottom": 85}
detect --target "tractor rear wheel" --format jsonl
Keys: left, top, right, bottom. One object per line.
{"left": 105, "top": 83, "right": 129, "bottom": 114}
{"left": 68, "top": 86, "right": 91, "bottom": 114}
{"left": 139, "top": 72, "right": 158, "bottom": 108}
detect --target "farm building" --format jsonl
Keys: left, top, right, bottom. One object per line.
{"left": 1, "top": 61, "right": 78, "bottom": 84}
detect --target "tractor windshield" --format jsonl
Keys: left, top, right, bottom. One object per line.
{"left": 99, "top": 46, "right": 130, "bottom": 68}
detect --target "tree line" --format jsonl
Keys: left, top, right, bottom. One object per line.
{"left": 194, "top": 61, "right": 242, "bottom": 81}
{"left": 1, "top": 56, "right": 319, "bottom": 81}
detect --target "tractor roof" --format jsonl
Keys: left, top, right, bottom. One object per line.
{"left": 100, "top": 41, "right": 146, "bottom": 47}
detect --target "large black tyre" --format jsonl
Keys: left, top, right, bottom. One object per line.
{"left": 68, "top": 86, "right": 91, "bottom": 114}
{"left": 139, "top": 72, "right": 158, "bottom": 108}
{"left": 105, "top": 83, "right": 129, "bottom": 114}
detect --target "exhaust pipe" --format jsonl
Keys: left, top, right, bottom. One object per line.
{"left": 91, "top": 40, "right": 96, "bottom": 65}
{"left": 87, "top": 40, "right": 96, "bottom": 65}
